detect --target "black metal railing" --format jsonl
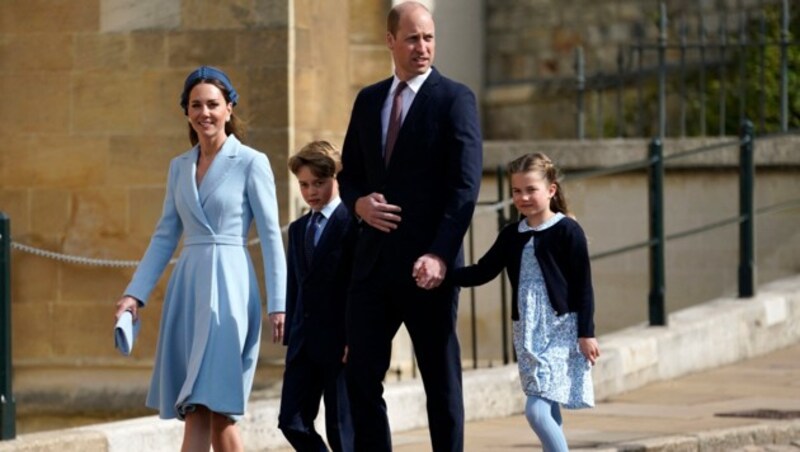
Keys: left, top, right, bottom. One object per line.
{"left": 464, "top": 122, "right": 800, "bottom": 366}
{"left": 573, "top": 0, "right": 797, "bottom": 139}
{"left": 0, "top": 213, "right": 15, "bottom": 440}
{"left": 572, "top": 121, "right": 761, "bottom": 325}
{"left": 493, "top": 0, "right": 797, "bottom": 139}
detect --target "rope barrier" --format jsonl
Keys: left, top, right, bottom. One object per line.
{"left": 10, "top": 242, "right": 146, "bottom": 268}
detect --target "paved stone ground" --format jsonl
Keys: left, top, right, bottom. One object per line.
{"left": 387, "top": 343, "right": 800, "bottom": 451}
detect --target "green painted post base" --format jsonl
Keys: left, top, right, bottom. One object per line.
{"left": 1, "top": 396, "right": 16, "bottom": 440}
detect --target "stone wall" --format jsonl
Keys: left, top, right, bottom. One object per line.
{"left": 0, "top": 0, "right": 393, "bottom": 413}
{"left": 0, "top": 0, "right": 294, "bottom": 367}
{"left": 483, "top": 0, "right": 778, "bottom": 139}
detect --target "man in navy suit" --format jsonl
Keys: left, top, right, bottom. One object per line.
{"left": 338, "top": 2, "right": 483, "bottom": 451}
{"left": 279, "top": 141, "right": 355, "bottom": 452}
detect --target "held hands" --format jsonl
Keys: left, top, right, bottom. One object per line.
{"left": 268, "top": 312, "right": 285, "bottom": 343}
{"left": 115, "top": 295, "right": 140, "bottom": 321}
{"left": 579, "top": 337, "right": 600, "bottom": 365}
{"left": 413, "top": 254, "right": 447, "bottom": 290}
{"left": 355, "top": 193, "right": 402, "bottom": 233}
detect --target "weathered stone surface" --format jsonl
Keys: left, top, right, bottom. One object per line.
{"left": 129, "top": 32, "right": 168, "bottom": 68}
{"left": 74, "top": 33, "right": 129, "bottom": 70}
{"left": 108, "top": 135, "right": 186, "bottom": 185}
{"left": 349, "top": 46, "right": 391, "bottom": 88}
{"left": 181, "top": 0, "right": 254, "bottom": 30}
{"left": 100, "top": 0, "right": 180, "bottom": 32}
{"left": 0, "top": 189, "right": 30, "bottom": 234}
{"left": 235, "top": 29, "right": 288, "bottom": 67}
{"left": 3, "top": 135, "right": 109, "bottom": 189}
{"left": 0, "top": 33, "right": 74, "bottom": 72}
{"left": 72, "top": 71, "right": 145, "bottom": 135}
{"left": 30, "top": 189, "right": 72, "bottom": 236}
{"left": 349, "top": 0, "right": 386, "bottom": 45}
{"left": 11, "top": 302, "right": 54, "bottom": 359}
{"left": 246, "top": 66, "right": 289, "bottom": 129}
{"left": 128, "top": 187, "right": 167, "bottom": 239}
{"left": 137, "top": 69, "right": 187, "bottom": 134}
{"left": 10, "top": 238, "right": 60, "bottom": 305}
{"left": 253, "top": 0, "right": 290, "bottom": 27}
{"left": 67, "top": 188, "right": 127, "bottom": 239}
{"left": 50, "top": 301, "right": 123, "bottom": 356}
{"left": 167, "top": 31, "right": 237, "bottom": 68}
{"left": 0, "top": 0, "right": 98, "bottom": 33}
{"left": 0, "top": 74, "right": 71, "bottom": 135}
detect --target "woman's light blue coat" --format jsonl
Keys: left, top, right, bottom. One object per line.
{"left": 124, "top": 135, "right": 287, "bottom": 420}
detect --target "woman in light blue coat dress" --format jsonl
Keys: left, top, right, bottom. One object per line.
{"left": 115, "top": 66, "right": 287, "bottom": 452}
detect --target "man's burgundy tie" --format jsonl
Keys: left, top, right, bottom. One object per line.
{"left": 384, "top": 81, "right": 407, "bottom": 166}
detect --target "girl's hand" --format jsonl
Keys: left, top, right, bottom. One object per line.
{"left": 579, "top": 337, "right": 600, "bottom": 365}
{"left": 115, "top": 295, "right": 140, "bottom": 321}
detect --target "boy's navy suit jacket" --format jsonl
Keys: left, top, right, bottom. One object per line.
{"left": 283, "top": 203, "right": 355, "bottom": 364}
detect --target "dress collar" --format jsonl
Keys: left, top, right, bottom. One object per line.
{"left": 518, "top": 212, "right": 565, "bottom": 234}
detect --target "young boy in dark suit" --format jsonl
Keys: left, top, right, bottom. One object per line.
{"left": 279, "top": 141, "right": 354, "bottom": 451}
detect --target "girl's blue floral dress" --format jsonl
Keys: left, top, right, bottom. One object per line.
{"left": 515, "top": 213, "right": 594, "bottom": 408}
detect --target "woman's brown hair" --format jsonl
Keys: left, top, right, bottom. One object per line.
{"left": 184, "top": 79, "right": 246, "bottom": 146}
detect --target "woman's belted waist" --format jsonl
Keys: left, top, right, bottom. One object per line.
{"left": 184, "top": 235, "right": 247, "bottom": 247}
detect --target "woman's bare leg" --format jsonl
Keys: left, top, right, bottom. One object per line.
{"left": 210, "top": 412, "right": 244, "bottom": 452}
{"left": 182, "top": 406, "right": 212, "bottom": 452}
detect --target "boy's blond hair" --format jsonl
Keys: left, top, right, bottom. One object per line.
{"left": 288, "top": 140, "right": 342, "bottom": 179}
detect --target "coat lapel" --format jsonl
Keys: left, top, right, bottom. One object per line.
{"left": 178, "top": 147, "right": 212, "bottom": 228}
{"left": 369, "top": 78, "right": 393, "bottom": 177}
{"left": 304, "top": 204, "right": 348, "bottom": 276}
{"left": 386, "top": 69, "right": 438, "bottom": 170}
{"left": 198, "top": 135, "right": 244, "bottom": 206}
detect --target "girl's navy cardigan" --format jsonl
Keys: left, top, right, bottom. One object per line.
{"left": 451, "top": 216, "right": 595, "bottom": 337}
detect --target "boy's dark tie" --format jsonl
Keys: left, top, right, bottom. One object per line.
{"left": 304, "top": 211, "right": 322, "bottom": 266}
{"left": 384, "top": 81, "right": 407, "bottom": 166}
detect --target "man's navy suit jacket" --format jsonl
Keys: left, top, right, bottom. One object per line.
{"left": 283, "top": 203, "right": 355, "bottom": 364}
{"left": 339, "top": 67, "right": 483, "bottom": 280}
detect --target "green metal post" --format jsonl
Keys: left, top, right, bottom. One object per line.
{"left": 657, "top": 2, "right": 667, "bottom": 138}
{"left": 0, "top": 212, "right": 16, "bottom": 440}
{"left": 648, "top": 139, "right": 666, "bottom": 326}
{"left": 497, "top": 166, "right": 510, "bottom": 365}
{"left": 468, "top": 224, "right": 477, "bottom": 369}
{"left": 575, "top": 46, "right": 585, "bottom": 140}
{"left": 739, "top": 120, "right": 756, "bottom": 297}
{"left": 779, "top": 0, "right": 789, "bottom": 131}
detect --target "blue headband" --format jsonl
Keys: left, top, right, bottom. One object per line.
{"left": 180, "top": 66, "right": 239, "bottom": 114}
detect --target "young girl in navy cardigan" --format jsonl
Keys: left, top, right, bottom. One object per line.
{"left": 451, "top": 153, "right": 599, "bottom": 452}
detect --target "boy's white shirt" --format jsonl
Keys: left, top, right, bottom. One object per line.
{"left": 307, "top": 196, "right": 342, "bottom": 240}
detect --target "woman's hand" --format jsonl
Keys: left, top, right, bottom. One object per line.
{"left": 268, "top": 312, "right": 285, "bottom": 343}
{"left": 579, "top": 337, "right": 600, "bottom": 365}
{"left": 115, "top": 295, "right": 140, "bottom": 321}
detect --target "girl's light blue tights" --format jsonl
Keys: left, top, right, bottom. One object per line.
{"left": 525, "top": 396, "right": 569, "bottom": 452}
